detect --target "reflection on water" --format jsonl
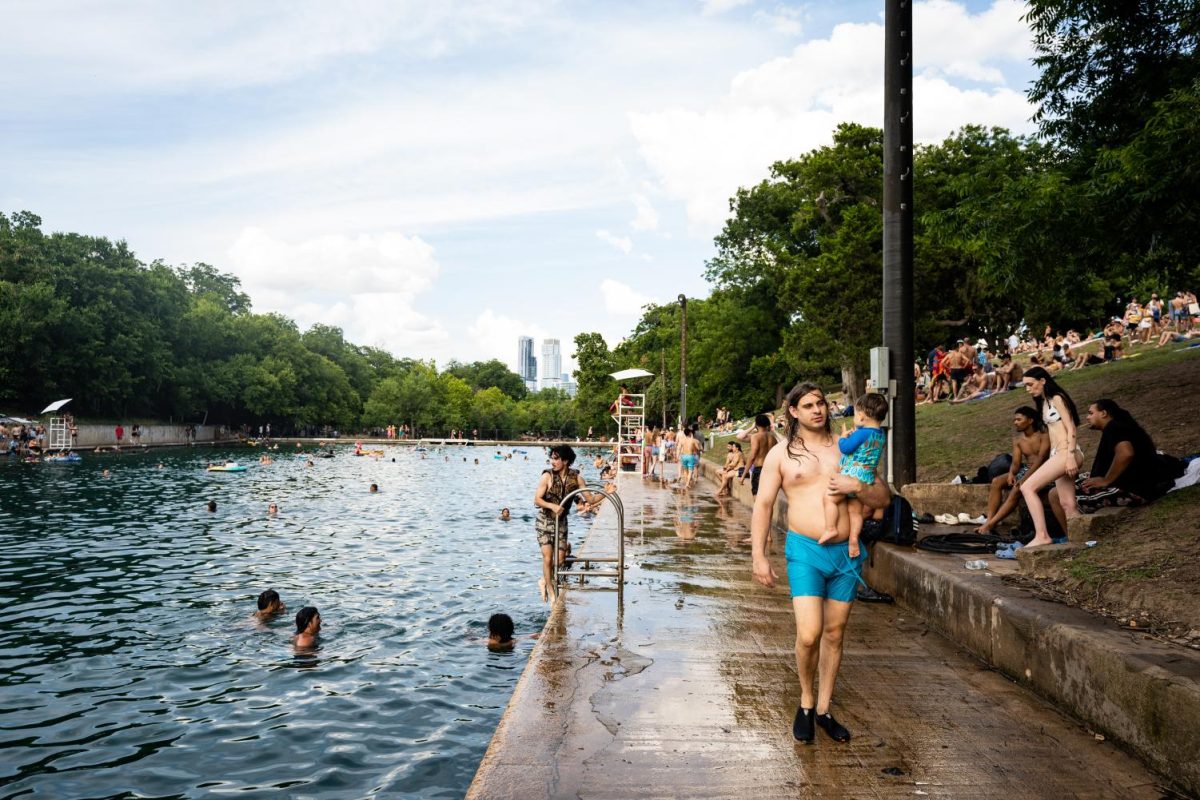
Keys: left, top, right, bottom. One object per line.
{"left": 0, "top": 445, "right": 596, "bottom": 799}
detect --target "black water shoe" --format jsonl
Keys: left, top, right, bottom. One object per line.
{"left": 816, "top": 712, "right": 851, "bottom": 742}
{"left": 856, "top": 585, "right": 894, "bottom": 604}
{"left": 792, "top": 706, "right": 815, "bottom": 744}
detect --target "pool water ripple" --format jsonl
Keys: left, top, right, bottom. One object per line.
{"left": 0, "top": 445, "right": 585, "bottom": 799}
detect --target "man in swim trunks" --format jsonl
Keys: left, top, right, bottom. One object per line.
{"left": 677, "top": 426, "right": 702, "bottom": 489}
{"left": 740, "top": 414, "right": 773, "bottom": 495}
{"left": 750, "top": 382, "right": 890, "bottom": 744}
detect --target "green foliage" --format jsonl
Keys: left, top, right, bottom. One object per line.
{"left": 445, "top": 359, "right": 527, "bottom": 400}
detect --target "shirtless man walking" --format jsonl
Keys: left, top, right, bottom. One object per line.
{"left": 677, "top": 426, "right": 702, "bottom": 489}
{"left": 740, "top": 414, "right": 774, "bottom": 496}
{"left": 751, "top": 382, "right": 890, "bottom": 744}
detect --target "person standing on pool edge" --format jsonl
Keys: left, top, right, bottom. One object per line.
{"left": 533, "top": 445, "right": 599, "bottom": 603}
{"left": 750, "top": 382, "right": 890, "bottom": 744}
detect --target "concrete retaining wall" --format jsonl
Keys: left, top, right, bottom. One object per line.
{"left": 71, "top": 424, "right": 221, "bottom": 448}
{"left": 863, "top": 544, "right": 1200, "bottom": 797}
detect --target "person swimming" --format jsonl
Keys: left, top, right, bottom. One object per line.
{"left": 369, "top": 483, "right": 378, "bottom": 493}
{"left": 294, "top": 606, "right": 321, "bottom": 648}
{"left": 268, "top": 502, "right": 279, "bottom": 515}
{"left": 256, "top": 589, "right": 285, "bottom": 618}
{"left": 206, "top": 500, "right": 217, "bottom": 513}
{"left": 499, "top": 507, "right": 511, "bottom": 521}
{"left": 487, "top": 613, "right": 515, "bottom": 651}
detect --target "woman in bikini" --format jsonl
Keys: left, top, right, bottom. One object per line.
{"left": 1018, "top": 366, "right": 1083, "bottom": 547}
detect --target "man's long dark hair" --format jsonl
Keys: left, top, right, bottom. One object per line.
{"left": 1023, "top": 366, "right": 1079, "bottom": 425}
{"left": 784, "top": 382, "right": 832, "bottom": 463}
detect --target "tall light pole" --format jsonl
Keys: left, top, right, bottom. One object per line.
{"left": 678, "top": 294, "right": 688, "bottom": 428}
{"left": 883, "top": 0, "right": 916, "bottom": 486}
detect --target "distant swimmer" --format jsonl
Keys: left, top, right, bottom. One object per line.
{"left": 369, "top": 483, "right": 378, "bottom": 493}
{"left": 102, "top": 468, "right": 111, "bottom": 478}
{"left": 474, "top": 458, "right": 480, "bottom": 465}
{"left": 206, "top": 500, "right": 217, "bottom": 513}
{"left": 259, "top": 454, "right": 273, "bottom": 465}
{"left": 306, "top": 459, "right": 314, "bottom": 467}
{"left": 268, "top": 502, "right": 279, "bottom": 515}
{"left": 156, "top": 463, "right": 164, "bottom": 469}
{"left": 499, "top": 507, "right": 511, "bottom": 521}
{"left": 294, "top": 606, "right": 321, "bottom": 648}
{"left": 256, "top": 589, "right": 285, "bottom": 618}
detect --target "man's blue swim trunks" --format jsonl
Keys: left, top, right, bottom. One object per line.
{"left": 785, "top": 531, "right": 868, "bottom": 603}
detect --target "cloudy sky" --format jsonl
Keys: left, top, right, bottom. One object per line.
{"left": 2, "top": 0, "right": 1037, "bottom": 375}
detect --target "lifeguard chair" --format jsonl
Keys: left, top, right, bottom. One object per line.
{"left": 608, "top": 368, "right": 654, "bottom": 475}
{"left": 41, "top": 398, "right": 73, "bottom": 450}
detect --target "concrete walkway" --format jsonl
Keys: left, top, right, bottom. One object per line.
{"left": 467, "top": 476, "right": 1171, "bottom": 799}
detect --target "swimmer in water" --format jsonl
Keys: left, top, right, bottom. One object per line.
{"left": 499, "top": 507, "right": 511, "bottom": 521}
{"left": 206, "top": 500, "right": 217, "bottom": 513}
{"left": 306, "top": 459, "right": 314, "bottom": 467}
{"left": 487, "top": 613, "right": 515, "bottom": 651}
{"left": 294, "top": 606, "right": 321, "bottom": 648}
{"left": 268, "top": 502, "right": 279, "bottom": 515}
{"left": 474, "top": 458, "right": 480, "bottom": 465}
{"left": 255, "top": 589, "right": 285, "bottom": 618}
{"left": 370, "top": 483, "right": 378, "bottom": 493}
{"left": 102, "top": 468, "right": 111, "bottom": 477}
{"left": 156, "top": 463, "right": 164, "bottom": 469}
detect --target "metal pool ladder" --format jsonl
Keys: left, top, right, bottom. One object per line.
{"left": 551, "top": 486, "right": 626, "bottom": 602}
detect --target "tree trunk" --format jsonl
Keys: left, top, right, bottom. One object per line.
{"left": 841, "top": 362, "right": 865, "bottom": 406}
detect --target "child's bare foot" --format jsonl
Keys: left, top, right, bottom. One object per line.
{"left": 818, "top": 528, "right": 839, "bottom": 545}
{"left": 848, "top": 541, "right": 860, "bottom": 559}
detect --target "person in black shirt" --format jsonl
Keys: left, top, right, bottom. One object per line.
{"left": 1051, "top": 398, "right": 1181, "bottom": 516}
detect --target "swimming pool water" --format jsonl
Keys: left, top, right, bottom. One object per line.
{"left": 0, "top": 445, "right": 595, "bottom": 799}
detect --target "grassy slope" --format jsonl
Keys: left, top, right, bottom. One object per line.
{"left": 915, "top": 342, "right": 1200, "bottom": 481}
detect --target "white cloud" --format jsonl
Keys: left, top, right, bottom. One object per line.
{"left": 596, "top": 229, "right": 634, "bottom": 255}
{"left": 0, "top": 1, "right": 551, "bottom": 93}
{"left": 701, "top": 0, "right": 754, "bottom": 15}
{"left": 754, "top": 6, "right": 805, "bottom": 36}
{"left": 600, "top": 279, "right": 657, "bottom": 315}
{"left": 630, "top": 193, "right": 660, "bottom": 231}
{"left": 228, "top": 227, "right": 448, "bottom": 354}
{"left": 631, "top": 0, "right": 1037, "bottom": 232}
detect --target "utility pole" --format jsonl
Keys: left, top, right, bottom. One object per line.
{"left": 883, "top": 0, "right": 916, "bottom": 486}
{"left": 678, "top": 294, "right": 688, "bottom": 428}
{"left": 660, "top": 348, "right": 667, "bottom": 428}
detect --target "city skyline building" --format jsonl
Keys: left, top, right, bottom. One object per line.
{"left": 539, "top": 338, "right": 562, "bottom": 392}
{"left": 516, "top": 336, "right": 536, "bottom": 382}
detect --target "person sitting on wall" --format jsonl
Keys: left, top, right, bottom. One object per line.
{"left": 1050, "top": 399, "right": 1184, "bottom": 516}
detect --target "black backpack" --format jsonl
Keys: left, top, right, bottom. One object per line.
{"left": 861, "top": 494, "right": 918, "bottom": 547}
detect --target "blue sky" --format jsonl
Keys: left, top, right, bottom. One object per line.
{"left": 2, "top": 0, "right": 1037, "bottom": 375}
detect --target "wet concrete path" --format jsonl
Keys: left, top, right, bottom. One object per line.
{"left": 468, "top": 476, "right": 1172, "bottom": 799}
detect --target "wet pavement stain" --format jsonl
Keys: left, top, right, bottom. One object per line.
{"left": 468, "top": 474, "right": 1173, "bottom": 799}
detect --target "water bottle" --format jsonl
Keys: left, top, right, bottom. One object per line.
{"left": 965, "top": 559, "right": 988, "bottom": 570}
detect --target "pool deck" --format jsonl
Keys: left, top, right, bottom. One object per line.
{"left": 466, "top": 474, "right": 1174, "bottom": 799}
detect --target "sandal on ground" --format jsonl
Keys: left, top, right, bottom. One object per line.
{"left": 793, "top": 706, "right": 815, "bottom": 744}
{"left": 816, "top": 712, "right": 851, "bottom": 742}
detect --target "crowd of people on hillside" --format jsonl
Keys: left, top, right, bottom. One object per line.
{"left": 917, "top": 289, "right": 1200, "bottom": 407}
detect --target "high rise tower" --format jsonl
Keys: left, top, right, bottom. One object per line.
{"left": 540, "top": 339, "right": 562, "bottom": 391}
